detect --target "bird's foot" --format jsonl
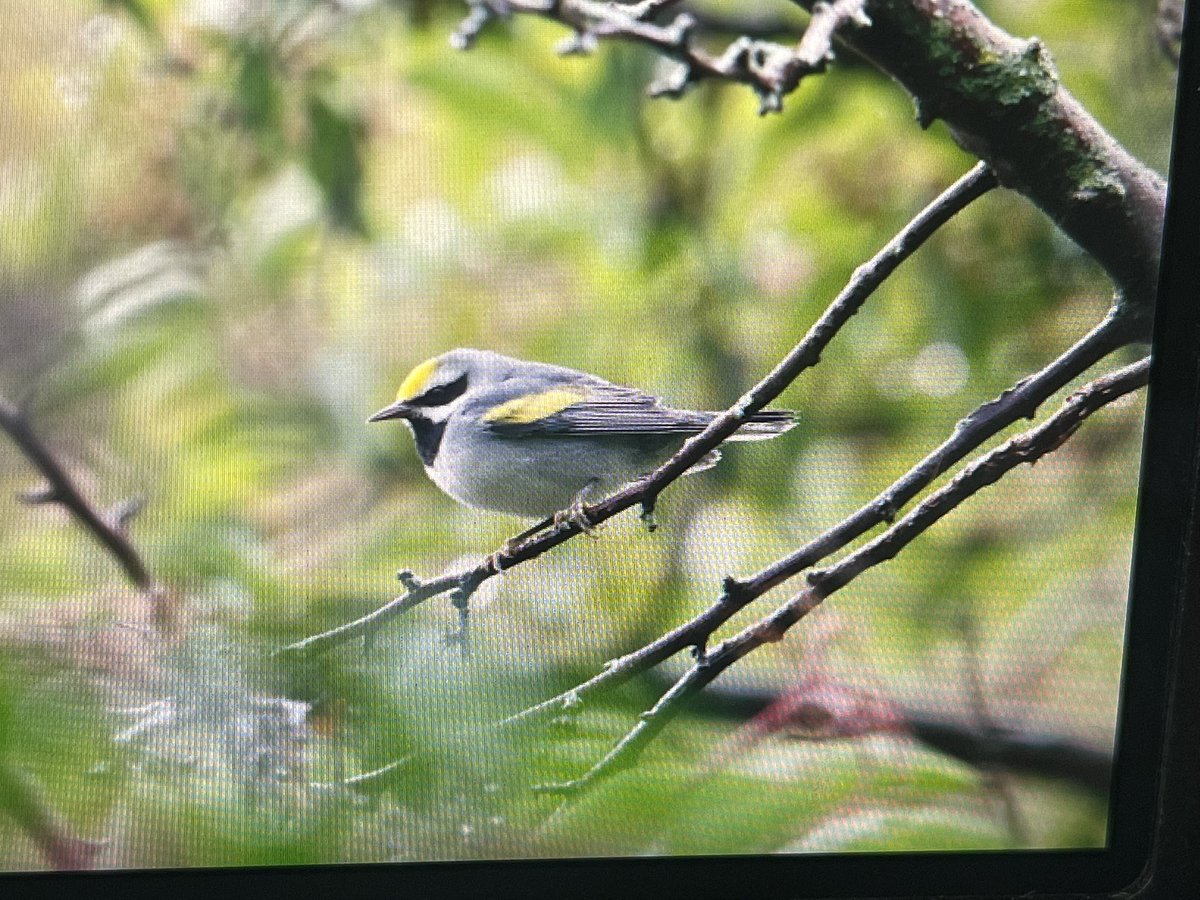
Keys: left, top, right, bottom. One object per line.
{"left": 554, "top": 497, "right": 600, "bottom": 538}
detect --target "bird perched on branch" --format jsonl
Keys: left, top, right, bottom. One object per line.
{"left": 369, "top": 348, "right": 796, "bottom": 531}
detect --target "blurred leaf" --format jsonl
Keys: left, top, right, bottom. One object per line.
{"left": 235, "top": 43, "right": 282, "bottom": 138}
{"left": 103, "top": 0, "right": 160, "bottom": 38}
{"left": 305, "top": 92, "right": 369, "bottom": 236}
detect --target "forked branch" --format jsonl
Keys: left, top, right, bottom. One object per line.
{"left": 451, "top": 0, "right": 871, "bottom": 113}
{"left": 498, "top": 298, "right": 1141, "bottom": 731}
{"left": 0, "top": 398, "right": 155, "bottom": 593}
{"left": 275, "top": 161, "right": 998, "bottom": 662}
{"left": 532, "top": 356, "right": 1150, "bottom": 794}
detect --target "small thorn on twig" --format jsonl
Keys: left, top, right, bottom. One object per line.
{"left": 722, "top": 574, "right": 747, "bottom": 601}
{"left": 530, "top": 779, "right": 579, "bottom": 796}
{"left": 757, "top": 88, "right": 784, "bottom": 116}
{"left": 20, "top": 485, "right": 60, "bottom": 506}
{"left": 665, "top": 12, "right": 696, "bottom": 48}
{"left": 648, "top": 63, "right": 695, "bottom": 99}
{"left": 806, "top": 568, "right": 830, "bottom": 590}
{"left": 556, "top": 29, "right": 597, "bottom": 55}
{"left": 450, "top": 1, "right": 500, "bottom": 51}
{"left": 397, "top": 569, "right": 423, "bottom": 590}
{"left": 639, "top": 496, "right": 658, "bottom": 532}
{"left": 110, "top": 495, "right": 147, "bottom": 529}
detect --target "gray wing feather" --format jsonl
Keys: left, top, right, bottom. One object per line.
{"left": 486, "top": 383, "right": 795, "bottom": 439}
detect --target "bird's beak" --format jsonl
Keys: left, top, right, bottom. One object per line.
{"left": 367, "top": 400, "right": 413, "bottom": 423}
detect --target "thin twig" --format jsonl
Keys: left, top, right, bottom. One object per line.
{"left": 531, "top": 357, "right": 1150, "bottom": 794}
{"left": 500, "top": 305, "right": 1136, "bottom": 729}
{"left": 311, "top": 756, "right": 414, "bottom": 798}
{"left": 451, "top": 0, "right": 870, "bottom": 114}
{"left": 275, "top": 161, "right": 998, "bottom": 662}
{"left": 0, "top": 397, "right": 155, "bottom": 592}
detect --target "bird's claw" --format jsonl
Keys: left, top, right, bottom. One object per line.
{"left": 554, "top": 498, "right": 600, "bottom": 538}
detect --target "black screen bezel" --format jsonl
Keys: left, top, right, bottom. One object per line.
{"left": 2, "top": 4, "right": 1197, "bottom": 898}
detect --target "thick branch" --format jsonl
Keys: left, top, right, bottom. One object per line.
{"left": 789, "top": 0, "right": 1167, "bottom": 311}
{"left": 276, "top": 161, "right": 996, "bottom": 662}
{"left": 0, "top": 398, "right": 154, "bottom": 591}
{"left": 682, "top": 679, "right": 1113, "bottom": 796}
{"left": 907, "top": 713, "right": 1112, "bottom": 796}
{"left": 534, "top": 357, "right": 1150, "bottom": 793}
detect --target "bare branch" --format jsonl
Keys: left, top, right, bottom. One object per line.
{"left": 275, "top": 161, "right": 997, "bottom": 662}
{"left": 532, "top": 357, "right": 1150, "bottom": 794}
{"left": 451, "top": 0, "right": 870, "bottom": 113}
{"left": 455, "top": 0, "right": 1166, "bottom": 309}
{"left": 0, "top": 398, "right": 152, "bottom": 591}
{"left": 500, "top": 305, "right": 1136, "bottom": 730}
{"left": 787, "top": 0, "right": 1166, "bottom": 312}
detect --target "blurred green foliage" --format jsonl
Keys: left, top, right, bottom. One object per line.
{"left": 0, "top": 0, "right": 1176, "bottom": 869}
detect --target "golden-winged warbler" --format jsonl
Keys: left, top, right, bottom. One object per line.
{"left": 369, "top": 348, "right": 796, "bottom": 521}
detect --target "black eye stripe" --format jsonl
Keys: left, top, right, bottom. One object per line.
{"left": 410, "top": 373, "right": 469, "bottom": 407}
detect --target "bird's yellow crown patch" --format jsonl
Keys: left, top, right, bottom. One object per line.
{"left": 395, "top": 358, "right": 440, "bottom": 403}
{"left": 482, "top": 388, "right": 588, "bottom": 424}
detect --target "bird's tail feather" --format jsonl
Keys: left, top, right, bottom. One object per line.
{"left": 724, "top": 409, "right": 798, "bottom": 442}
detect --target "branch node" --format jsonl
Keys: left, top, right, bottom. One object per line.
{"left": 876, "top": 493, "right": 900, "bottom": 524}
{"left": 648, "top": 62, "right": 695, "bottom": 100}
{"left": 664, "top": 12, "right": 695, "bottom": 49}
{"left": 757, "top": 89, "right": 784, "bottom": 116}
{"left": 20, "top": 485, "right": 60, "bottom": 506}
{"left": 639, "top": 495, "right": 658, "bottom": 531}
{"left": 530, "top": 778, "right": 578, "bottom": 796}
{"left": 721, "top": 574, "right": 748, "bottom": 601}
{"left": 556, "top": 29, "right": 598, "bottom": 56}
{"left": 446, "top": 575, "right": 481, "bottom": 652}
{"left": 450, "top": 0, "right": 506, "bottom": 51}
{"left": 396, "top": 569, "right": 423, "bottom": 590}
{"left": 110, "top": 495, "right": 147, "bottom": 530}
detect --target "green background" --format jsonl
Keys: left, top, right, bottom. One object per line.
{"left": 0, "top": 0, "right": 1176, "bottom": 867}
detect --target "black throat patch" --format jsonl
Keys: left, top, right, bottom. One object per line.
{"left": 407, "top": 415, "right": 447, "bottom": 467}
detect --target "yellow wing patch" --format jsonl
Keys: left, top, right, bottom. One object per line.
{"left": 482, "top": 388, "right": 589, "bottom": 425}
{"left": 395, "top": 358, "right": 439, "bottom": 403}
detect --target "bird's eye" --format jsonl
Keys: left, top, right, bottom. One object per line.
{"left": 410, "top": 373, "right": 469, "bottom": 407}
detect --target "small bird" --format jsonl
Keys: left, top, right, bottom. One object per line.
{"left": 369, "top": 349, "right": 796, "bottom": 529}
